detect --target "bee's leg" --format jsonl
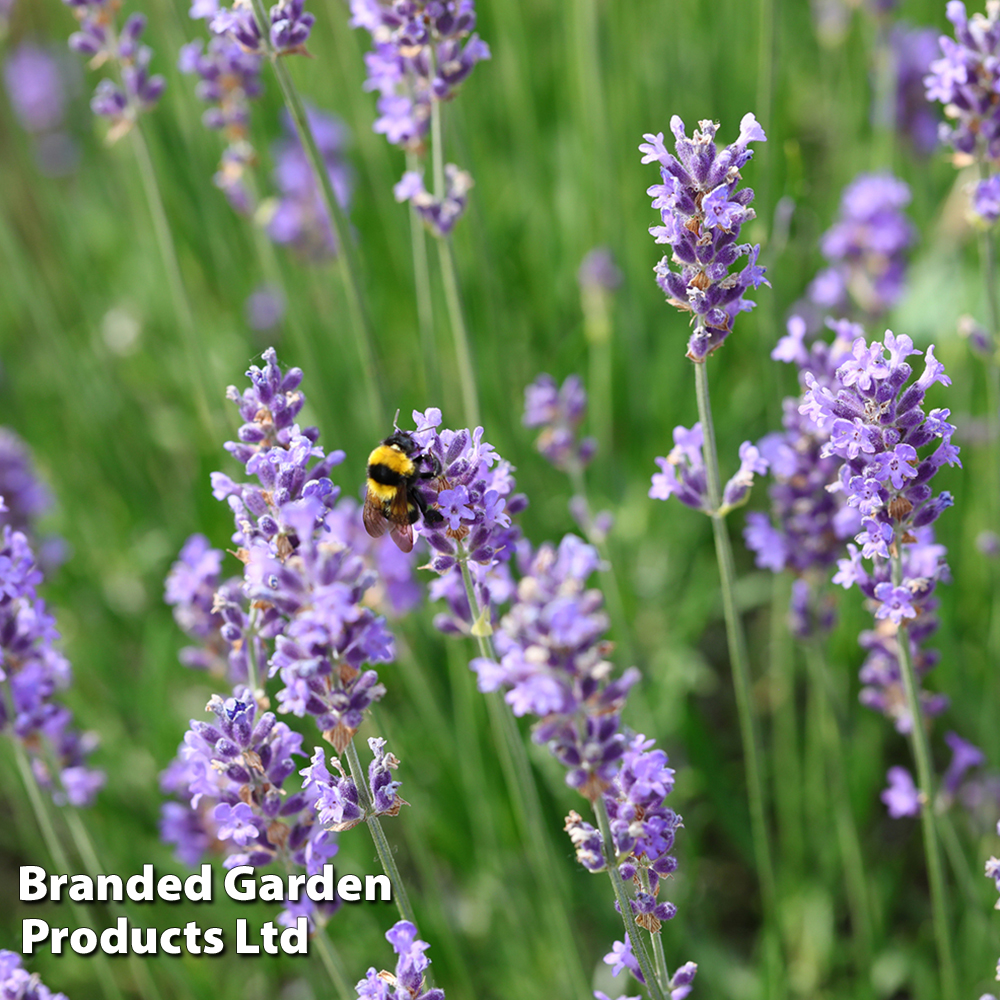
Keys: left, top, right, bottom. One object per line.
{"left": 411, "top": 483, "right": 444, "bottom": 525}
{"left": 418, "top": 453, "right": 442, "bottom": 479}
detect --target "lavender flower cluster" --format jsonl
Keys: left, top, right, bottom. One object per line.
{"left": 2, "top": 44, "right": 78, "bottom": 176}
{"left": 355, "top": 920, "right": 444, "bottom": 1000}
{"left": 404, "top": 408, "right": 525, "bottom": 632}
{"left": 744, "top": 318, "right": 862, "bottom": 633}
{"left": 786, "top": 330, "right": 959, "bottom": 733}
{"left": 925, "top": 0, "right": 1000, "bottom": 163}
{"left": 63, "top": 2, "right": 165, "bottom": 142}
{"left": 161, "top": 349, "right": 416, "bottom": 922}
{"left": 649, "top": 424, "right": 768, "bottom": 515}
{"left": 159, "top": 688, "right": 338, "bottom": 896}
{"left": 522, "top": 373, "right": 596, "bottom": 472}
{"left": 0, "top": 951, "right": 67, "bottom": 1000}
{"left": 182, "top": 5, "right": 351, "bottom": 254}
{"left": 807, "top": 173, "right": 915, "bottom": 320}
{"left": 639, "top": 115, "right": 768, "bottom": 360}
{"left": 350, "top": 0, "right": 490, "bottom": 234}
{"left": 193, "top": 0, "right": 315, "bottom": 56}
{"left": 0, "top": 506, "right": 104, "bottom": 808}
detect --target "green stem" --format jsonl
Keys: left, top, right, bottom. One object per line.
{"left": 342, "top": 736, "right": 418, "bottom": 926}
{"left": 249, "top": 0, "right": 382, "bottom": 429}
{"left": 803, "top": 640, "right": 874, "bottom": 991}
{"left": 12, "top": 743, "right": 124, "bottom": 1000}
{"left": 429, "top": 93, "right": 480, "bottom": 427}
{"left": 130, "top": 125, "right": 214, "bottom": 436}
{"left": 566, "top": 460, "right": 635, "bottom": 673}
{"left": 637, "top": 867, "right": 670, "bottom": 988}
{"left": 62, "top": 808, "right": 165, "bottom": 1000}
{"left": 406, "top": 148, "right": 440, "bottom": 399}
{"left": 593, "top": 797, "right": 667, "bottom": 1000}
{"left": 891, "top": 550, "right": 957, "bottom": 1000}
{"left": 693, "top": 361, "right": 780, "bottom": 993}
{"left": 312, "top": 923, "right": 354, "bottom": 1000}
{"left": 976, "top": 155, "right": 1000, "bottom": 667}
{"left": 456, "top": 555, "right": 590, "bottom": 999}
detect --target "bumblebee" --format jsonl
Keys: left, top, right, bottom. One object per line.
{"left": 363, "top": 430, "right": 444, "bottom": 552}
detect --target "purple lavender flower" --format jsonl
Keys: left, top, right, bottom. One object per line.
{"left": 406, "top": 408, "right": 525, "bottom": 630}
{"left": 245, "top": 284, "right": 286, "bottom": 331}
{"left": 650, "top": 423, "right": 768, "bottom": 514}
{"left": 804, "top": 331, "right": 958, "bottom": 615}
{"left": 470, "top": 533, "right": 641, "bottom": 800}
{"left": 887, "top": 25, "right": 941, "bottom": 156}
{"left": 579, "top": 248, "right": 623, "bottom": 294}
{"left": 300, "top": 736, "right": 406, "bottom": 833}
{"left": 925, "top": 1, "right": 1000, "bottom": 163}
{"left": 808, "top": 173, "right": 915, "bottom": 319}
{"left": 355, "top": 919, "right": 445, "bottom": 1000}
{"left": 0, "top": 515, "right": 104, "bottom": 807}
{"left": 393, "top": 165, "right": 473, "bottom": 237}
{"left": 350, "top": 0, "right": 490, "bottom": 152}
{"left": 522, "top": 373, "right": 596, "bottom": 472}
{"left": 973, "top": 174, "right": 1000, "bottom": 223}
{"left": 205, "top": 0, "right": 314, "bottom": 55}
{"left": 0, "top": 951, "right": 69, "bottom": 1000}
{"left": 0, "top": 429, "right": 54, "bottom": 540}
{"left": 178, "top": 33, "right": 263, "bottom": 214}
{"left": 600, "top": 936, "right": 697, "bottom": 999}
{"left": 267, "top": 108, "right": 353, "bottom": 258}
{"left": 881, "top": 765, "right": 921, "bottom": 817}
{"left": 159, "top": 687, "right": 337, "bottom": 925}
{"left": 744, "top": 318, "right": 862, "bottom": 598}
{"left": 63, "top": 5, "right": 165, "bottom": 142}
{"left": 3, "top": 44, "right": 68, "bottom": 133}
{"left": 639, "top": 114, "right": 768, "bottom": 360}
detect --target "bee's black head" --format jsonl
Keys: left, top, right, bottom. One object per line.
{"left": 383, "top": 430, "right": 418, "bottom": 454}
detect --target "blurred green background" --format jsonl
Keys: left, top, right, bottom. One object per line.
{"left": 2, "top": 0, "right": 999, "bottom": 998}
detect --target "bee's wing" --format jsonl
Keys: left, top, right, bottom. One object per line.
{"left": 363, "top": 489, "right": 391, "bottom": 538}
{"left": 389, "top": 522, "right": 415, "bottom": 553}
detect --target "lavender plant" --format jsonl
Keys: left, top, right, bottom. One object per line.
{"left": 2, "top": 43, "right": 77, "bottom": 176}
{"left": 354, "top": 920, "right": 444, "bottom": 1000}
{"left": 161, "top": 348, "right": 423, "bottom": 942}
{"left": 62, "top": 2, "right": 165, "bottom": 142}
{"left": 801, "top": 328, "right": 960, "bottom": 999}
{"left": 807, "top": 173, "right": 915, "bottom": 322}
{"left": 639, "top": 112, "right": 780, "bottom": 991}
{"left": 472, "top": 534, "right": 695, "bottom": 1000}
{"left": 0, "top": 951, "right": 68, "bottom": 1000}
{"left": 0, "top": 502, "right": 104, "bottom": 809}
{"left": 350, "top": 0, "right": 491, "bottom": 425}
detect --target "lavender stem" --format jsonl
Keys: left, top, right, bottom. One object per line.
{"left": 342, "top": 736, "right": 418, "bottom": 927}
{"left": 693, "top": 360, "right": 780, "bottom": 991}
{"left": 407, "top": 148, "right": 440, "bottom": 398}
{"left": 312, "top": 922, "right": 354, "bottom": 1000}
{"left": 429, "top": 94, "right": 480, "bottom": 428}
{"left": 456, "top": 554, "right": 591, "bottom": 999}
{"left": 13, "top": 742, "right": 125, "bottom": 1000}
{"left": 248, "top": 0, "right": 382, "bottom": 428}
{"left": 593, "top": 795, "right": 667, "bottom": 1000}
{"left": 891, "top": 549, "right": 956, "bottom": 1000}
{"left": 976, "top": 153, "right": 1000, "bottom": 666}
{"left": 638, "top": 866, "right": 670, "bottom": 987}
{"left": 129, "top": 125, "right": 214, "bottom": 436}
{"left": 802, "top": 641, "right": 874, "bottom": 990}
{"left": 62, "top": 807, "right": 166, "bottom": 1000}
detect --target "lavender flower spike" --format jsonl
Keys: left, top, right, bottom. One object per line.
{"left": 355, "top": 920, "right": 444, "bottom": 1000}
{"left": 925, "top": 1, "right": 1000, "bottom": 163}
{"left": 0, "top": 950, "right": 69, "bottom": 1000}
{"left": 63, "top": 3, "right": 166, "bottom": 142}
{"left": 640, "top": 114, "right": 768, "bottom": 360}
